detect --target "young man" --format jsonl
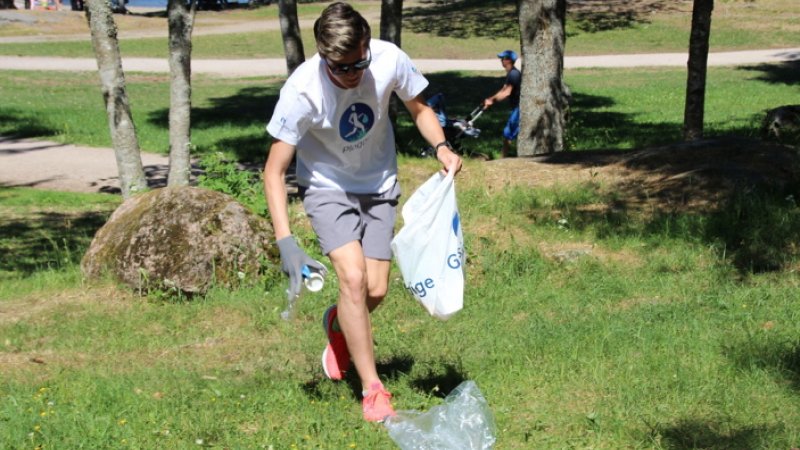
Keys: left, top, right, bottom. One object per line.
{"left": 263, "top": 2, "right": 462, "bottom": 422}
{"left": 482, "top": 49, "right": 521, "bottom": 157}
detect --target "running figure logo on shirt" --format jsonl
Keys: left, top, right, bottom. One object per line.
{"left": 339, "top": 103, "right": 374, "bottom": 142}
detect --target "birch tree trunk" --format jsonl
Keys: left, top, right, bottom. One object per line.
{"left": 683, "top": 0, "right": 714, "bottom": 141}
{"left": 166, "top": 0, "right": 197, "bottom": 186}
{"left": 517, "top": 0, "right": 568, "bottom": 156}
{"left": 85, "top": 0, "right": 147, "bottom": 199}
{"left": 278, "top": 0, "right": 305, "bottom": 75}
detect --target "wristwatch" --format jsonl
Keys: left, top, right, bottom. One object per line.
{"left": 434, "top": 140, "right": 452, "bottom": 152}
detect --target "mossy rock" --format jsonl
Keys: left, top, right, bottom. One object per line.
{"left": 81, "top": 186, "right": 278, "bottom": 295}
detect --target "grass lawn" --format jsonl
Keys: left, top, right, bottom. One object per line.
{"left": 0, "top": 0, "right": 798, "bottom": 58}
{"left": 2, "top": 0, "right": 800, "bottom": 447}
{"left": 2, "top": 155, "right": 800, "bottom": 447}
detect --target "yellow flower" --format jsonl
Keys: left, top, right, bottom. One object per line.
{"left": 349, "top": 443, "right": 357, "bottom": 448}
{"left": 118, "top": 419, "right": 127, "bottom": 426}
{"left": 39, "top": 411, "right": 48, "bottom": 417}
{"left": 33, "top": 425, "right": 41, "bottom": 432}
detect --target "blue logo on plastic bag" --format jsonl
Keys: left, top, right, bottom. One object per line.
{"left": 452, "top": 212, "right": 460, "bottom": 236}
{"left": 339, "top": 103, "right": 374, "bottom": 142}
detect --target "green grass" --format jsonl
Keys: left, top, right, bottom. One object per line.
{"left": 2, "top": 2, "right": 800, "bottom": 446}
{"left": 1, "top": 63, "right": 796, "bottom": 160}
{"left": 2, "top": 173, "right": 800, "bottom": 447}
{"left": 0, "top": 0, "right": 797, "bottom": 58}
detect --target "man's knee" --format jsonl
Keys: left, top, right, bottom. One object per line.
{"left": 338, "top": 266, "right": 368, "bottom": 298}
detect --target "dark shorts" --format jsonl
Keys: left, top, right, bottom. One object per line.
{"left": 300, "top": 182, "right": 401, "bottom": 260}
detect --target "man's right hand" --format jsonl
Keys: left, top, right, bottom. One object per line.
{"left": 482, "top": 98, "right": 494, "bottom": 109}
{"left": 276, "top": 236, "right": 327, "bottom": 298}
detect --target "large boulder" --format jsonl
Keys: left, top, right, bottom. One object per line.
{"left": 81, "top": 186, "right": 278, "bottom": 295}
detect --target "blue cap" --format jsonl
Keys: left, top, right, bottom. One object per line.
{"left": 497, "top": 50, "right": 517, "bottom": 62}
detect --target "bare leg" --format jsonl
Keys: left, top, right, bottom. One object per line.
{"left": 328, "top": 241, "right": 391, "bottom": 390}
{"left": 501, "top": 138, "right": 511, "bottom": 158}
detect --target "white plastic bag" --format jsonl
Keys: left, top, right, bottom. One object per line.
{"left": 384, "top": 381, "right": 496, "bottom": 450}
{"left": 391, "top": 171, "right": 464, "bottom": 320}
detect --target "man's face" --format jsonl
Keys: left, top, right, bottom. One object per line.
{"left": 501, "top": 57, "right": 513, "bottom": 69}
{"left": 325, "top": 43, "right": 371, "bottom": 89}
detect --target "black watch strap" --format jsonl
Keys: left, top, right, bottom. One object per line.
{"left": 434, "top": 140, "right": 452, "bottom": 151}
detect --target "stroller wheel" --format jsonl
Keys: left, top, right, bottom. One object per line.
{"left": 419, "top": 146, "right": 436, "bottom": 158}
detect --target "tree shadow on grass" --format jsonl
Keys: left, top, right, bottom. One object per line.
{"left": 415, "top": 72, "right": 683, "bottom": 155}
{"left": 724, "top": 337, "right": 800, "bottom": 392}
{"left": 738, "top": 59, "right": 800, "bottom": 86}
{"left": 405, "top": 0, "right": 518, "bottom": 39}
{"left": 0, "top": 205, "right": 112, "bottom": 277}
{"left": 528, "top": 136, "right": 800, "bottom": 273}
{"left": 146, "top": 85, "right": 278, "bottom": 162}
{"left": 567, "top": 0, "right": 682, "bottom": 34}
{"left": 404, "top": 0, "right": 681, "bottom": 39}
{"left": 0, "top": 109, "right": 58, "bottom": 140}
{"left": 652, "top": 419, "right": 774, "bottom": 450}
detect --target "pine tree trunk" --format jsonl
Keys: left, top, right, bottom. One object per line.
{"left": 517, "top": 0, "right": 568, "bottom": 156}
{"left": 380, "top": 0, "right": 403, "bottom": 134}
{"left": 380, "top": 0, "right": 402, "bottom": 47}
{"left": 167, "top": 0, "right": 196, "bottom": 186}
{"left": 278, "top": 0, "right": 305, "bottom": 75}
{"left": 683, "top": 0, "right": 714, "bottom": 141}
{"left": 85, "top": 0, "right": 147, "bottom": 198}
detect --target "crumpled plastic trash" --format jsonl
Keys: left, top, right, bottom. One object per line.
{"left": 384, "top": 381, "right": 496, "bottom": 450}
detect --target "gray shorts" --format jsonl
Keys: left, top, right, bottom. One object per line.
{"left": 300, "top": 182, "right": 401, "bottom": 260}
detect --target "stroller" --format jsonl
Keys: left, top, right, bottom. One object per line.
{"left": 421, "top": 93, "right": 486, "bottom": 158}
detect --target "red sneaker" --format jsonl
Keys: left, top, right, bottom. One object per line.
{"left": 321, "top": 305, "right": 350, "bottom": 380}
{"left": 362, "top": 381, "right": 396, "bottom": 422}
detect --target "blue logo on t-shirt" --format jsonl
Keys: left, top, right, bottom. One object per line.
{"left": 339, "top": 103, "right": 374, "bottom": 142}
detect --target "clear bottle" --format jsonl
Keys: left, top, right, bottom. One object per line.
{"left": 280, "top": 264, "right": 325, "bottom": 320}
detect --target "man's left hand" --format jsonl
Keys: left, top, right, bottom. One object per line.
{"left": 437, "top": 144, "right": 462, "bottom": 176}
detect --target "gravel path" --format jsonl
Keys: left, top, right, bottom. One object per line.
{"left": 1, "top": 48, "right": 798, "bottom": 78}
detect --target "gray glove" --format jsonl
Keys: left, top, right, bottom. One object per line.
{"left": 276, "top": 236, "right": 327, "bottom": 298}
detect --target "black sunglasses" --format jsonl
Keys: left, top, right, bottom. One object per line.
{"left": 326, "top": 49, "right": 371, "bottom": 75}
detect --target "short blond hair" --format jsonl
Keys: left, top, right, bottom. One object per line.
{"left": 313, "top": 2, "right": 371, "bottom": 60}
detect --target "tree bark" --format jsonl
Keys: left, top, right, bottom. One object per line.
{"left": 517, "top": 0, "right": 568, "bottom": 156}
{"left": 380, "top": 0, "right": 402, "bottom": 47}
{"left": 278, "top": 0, "right": 305, "bottom": 75}
{"left": 683, "top": 0, "right": 714, "bottom": 141}
{"left": 380, "top": 0, "right": 403, "bottom": 134}
{"left": 86, "top": 0, "right": 147, "bottom": 199}
{"left": 167, "top": 0, "right": 197, "bottom": 186}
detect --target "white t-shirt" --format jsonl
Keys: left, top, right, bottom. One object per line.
{"left": 267, "top": 39, "right": 429, "bottom": 194}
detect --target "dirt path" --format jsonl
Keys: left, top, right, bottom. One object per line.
{"left": 0, "top": 136, "right": 172, "bottom": 194}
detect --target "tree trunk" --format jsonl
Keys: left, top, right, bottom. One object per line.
{"left": 0, "top": 0, "right": 17, "bottom": 10}
{"left": 167, "top": 0, "right": 196, "bottom": 186}
{"left": 380, "top": 0, "right": 403, "bottom": 135}
{"left": 278, "top": 0, "right": 305, "bottom": 75}
{"left": 86, "top": 0, "right": 147, "bottom": 199}
{"left": 683, "top": 0, "right": 713, "bottom": 141}
{"left": 380, "top": 0, "right": 402, "bottom": 47}
{"left": 517, "top": 0, "right": 568, "bottom": 156}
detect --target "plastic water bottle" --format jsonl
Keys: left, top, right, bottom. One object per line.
{"left": 280, "top": 264, "right": 325, "bottom": 320}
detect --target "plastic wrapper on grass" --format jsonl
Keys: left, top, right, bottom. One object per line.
{"left": 384, "top": 381, "right": 496, "bottom": 450}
